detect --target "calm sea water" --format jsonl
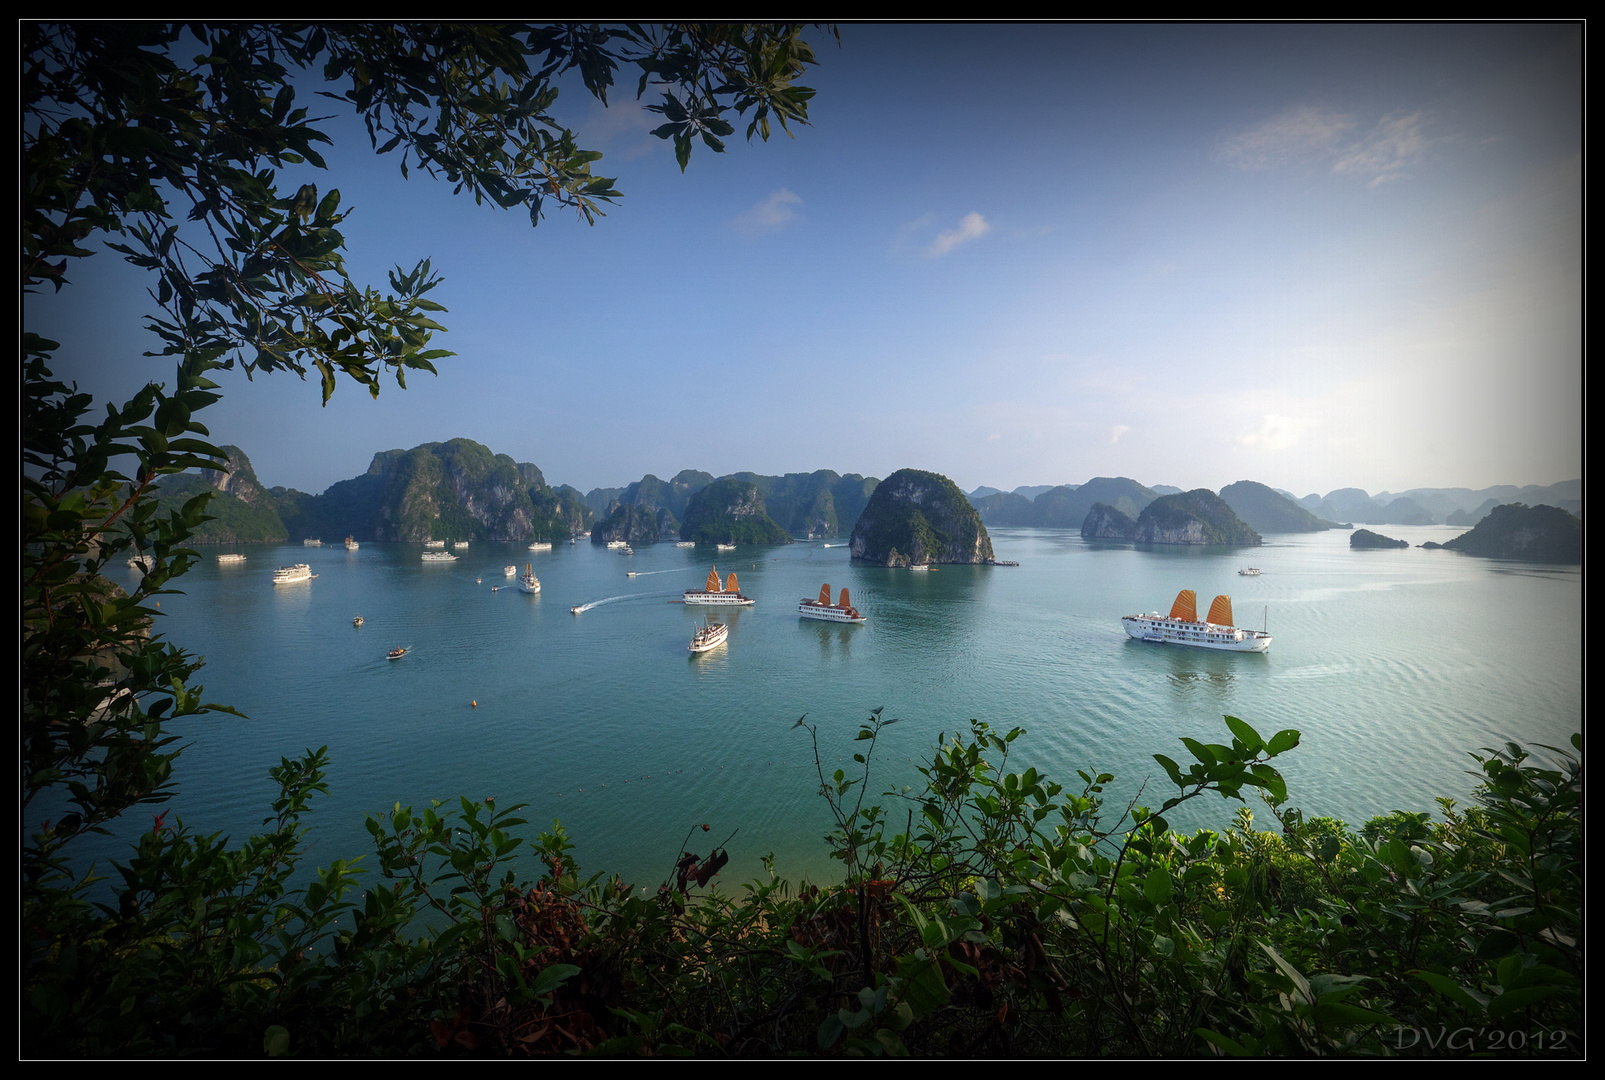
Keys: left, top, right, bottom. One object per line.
{"left": 74, "top": 528, "right": 1581, "bottom": 896}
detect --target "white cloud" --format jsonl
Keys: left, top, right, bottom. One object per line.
{"left": 1236, "top": 414, "right": 1308, "bottom": 451}
{"left": 923, "top": 212, "right": 991, "bottom": 258}
{"left": 1332, "top": 110, "right": 1434, "bottom": 187}
{"left": 1218, "top": 105, "right": 1438, "bottom": 186}
{"left": 1216, "top": 105, "right": 1357, "bottom": 170}
{"left": 1110, "top": 425, "right": 1131, "bottom": 444}
{"left": 731, "top": 188, "right": 803, "bottom": 235}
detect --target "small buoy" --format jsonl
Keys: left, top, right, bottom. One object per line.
{"left": 471, "top": 700, "right": 477, "bottom": 708}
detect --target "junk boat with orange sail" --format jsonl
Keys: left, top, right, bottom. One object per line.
{"left": 683, "top": 567, "right": 754, "bottom": 606}
{"left": 799, "top": 583, "right": 865, "bottom": 624}
{"left": 1122, "top": 590, "right": 1270, "bottom": 653}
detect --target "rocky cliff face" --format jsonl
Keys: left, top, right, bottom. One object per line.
{"left": 680, "top": 478, "right": 791, "bottom": 545}
{"left": 200, "top": 445, "right": 272, "bottom": 505}
{"left": 849, "top": 469, "right": 995, "bottom": 566}
{"left": 1080, "top": 502, "right": 1137, "bottom": 540}
{"left": 1133, "top": 489, "right": 1261, "bottom": 546}
{"left": 591, "top": 501, "right": 670, "bottom": 545}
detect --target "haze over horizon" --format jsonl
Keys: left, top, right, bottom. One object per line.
{"left": 33, "top": 24, "right": 1582, "bottom": 501}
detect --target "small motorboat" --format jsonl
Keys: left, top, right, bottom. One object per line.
{"left": 1238, "top": 567, "right": 1262, "bottom": 576}
{"left": 353, "top": 616, "right": 364, "bottom": 628}
{"left": 504, "top": 565, "right": 517, "bottom": 577}
{"left": 388, "top": 646, "right": 408, "bottom": 661}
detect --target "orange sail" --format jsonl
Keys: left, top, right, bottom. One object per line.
{"left": 726, "top": 573, "right": 739, "bottom": 593}
{"left": 839, "top": 587, "right": 851, "bottom": 608}
{"left": 705, "top": 568, "right": 721, "bottom": 592}
{"left": 1206, "top": 595, "right": 1234, "bottom": 627}
{"left": 818, "top": 583, "right": 831, "bottom": 605}
{"left": 1169, "top": 589, "right": 1197, "bottom": 622}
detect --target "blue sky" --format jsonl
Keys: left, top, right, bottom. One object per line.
{"left": 35, "top": 23, "right": 1582, "bottom": 498}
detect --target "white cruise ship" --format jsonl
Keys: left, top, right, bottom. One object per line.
{"left": 453, "top": 540, "right": 469, "bottom": 549}
{"left": 217, "top": 553, "right": 246, "bottom": 564}
{"left": 128, "top": 554, "right": 154, "bottom": 573}
{"left": 799, "top": 583, "right": 865, "bottom": 624}
{"left": 676, "top": 541, "right": 696, "bottom": 548}
{"left": 688, "top": 619, "right": 728, "bottom": 653}
{"left": 421, "top": 551, "right": 457, "bottom": 563}
{"left": 303, "top": 538, "right": 322, "bottom": 547}
{"left": 273, "top": 563, "right": 313, "bottom": 584}
{"left": 425, "top": 539, "right": 446, "bottom": 548}
{"left": 345, "top": 536, "right": 359, "bottom": 550}
{"left": 518, "top": 563, "right": 540, "bottom": 593}
{"left": 1122, "top": 590, "right": 1270, "bottom": 653}
{"left": 716, "top": 543, "right": 736, "bottom": 551}
{"left": 684, "top": 567, "right": 754, "bottom": 606}
{"left": 528, "top": 541, "right": 552, "bottom": 550}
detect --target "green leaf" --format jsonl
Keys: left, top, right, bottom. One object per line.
{"left": 263, "top": 1024, "right": 290, "bottom": 1057}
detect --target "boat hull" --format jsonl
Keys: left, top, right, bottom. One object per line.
{"left": 798, "top": 602, "right": 865, "bottom": 624}
{"left": 1121, "top": 614, "right": 1270, "bottom": 652}
{"left": 689, "top": 625, "right": 729, "bottom": 653}
{"left": 684, "top": 592, "right": 754, "bottom": 606}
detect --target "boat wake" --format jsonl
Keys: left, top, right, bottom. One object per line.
{"left": 572, "top": 589, "right": 687, "bottom": 614}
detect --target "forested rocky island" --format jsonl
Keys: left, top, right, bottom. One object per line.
{"left": 1435, "top": 503, "right": 1581, "bottom": 563}
{"left": 848, "top": 469, "right": 995, "bottom": 566}
{"left": 153, "top": 442, "right": 1580, "bottom": 569}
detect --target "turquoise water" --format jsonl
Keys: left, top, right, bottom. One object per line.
{"left": 76, "top": 527, "right": 1581, "bottom": 896}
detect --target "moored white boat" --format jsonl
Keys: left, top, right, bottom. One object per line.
{"left": 716, "top": 543, "right": 736, "bottom": 551}
{"left": 217, "top": 553, "right": 246, "bottom": 564}
{"left": 1122, "top": 590, "right": 1270, "bottom": 653}
{"left": 529, "top": 541, "right": 552, "bottom": 550}
{"left": 799, "top": 583, "right": 865, "bottom": 624}
{"left": 453, "top": 540, "right": 469, "bottom": 549}
{"left": 421, "top": 551, "right": 457, "bottom": 563}
{"left": 303, "top": 538, "right": 322, "bottom": 546}
{"left": 273, "top": 563, "right": 313, "bottom": 584}
{"left": 425, "top": 539, "right": 446, "bottom": 548}
{"left": 128, "top": 554, "right": 154, "bottom": 573}
{"left": 504, "top": 565, "right": 517, "bottom": 577}
{"left": 688, "top": 619, "right": 729, "bottom": 653}
{"left": 1238, "top": 567, "right": 1261, "bottom": 576}
{"left": 345, "top": 536, "right": 359, "bottom": 550}
{"left": 676, "top": 541, "right": 696, "bottom": 548}
{"left": 684, "top": 566, "right": 754, "bottom": 606}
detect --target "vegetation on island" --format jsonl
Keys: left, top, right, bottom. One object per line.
{"left": 1350, "top": 529, "right": 1410, "bottom": 550}
{"left": 1081, "top": 501, "right": 1137, "bottom": 541}
{"left": 1219, "top": 481, "right": 1340, "bottom": 534}
{"left": 679, "top": 477, "right": 793, "bottom": 545}
{"left": 151, "top": 446, "right": 289, "bottom": 545}
{"left": 972, "top": 477, "right": 1156, "bottom": 529}
{"left": 850, "top": 469, "right": 995, "bottom": 566}
{"left": 22, "top": 23, "right": 1581, "bottom": 1059}
{"left": 1439, "top": 504, "right": 1581, "bottom": 564}
{"left": 1133, "top": 489, "right": 1262, "bottom": 546}
{"left": 591, "top": 500, "right": 672, "bottom": 545}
